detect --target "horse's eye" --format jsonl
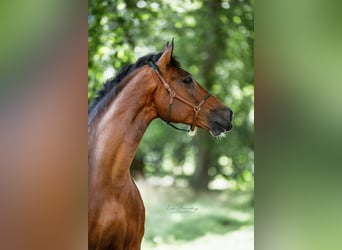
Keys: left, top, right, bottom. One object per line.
{"left": 182, "top": 76, "right": 193, "bottom": 85}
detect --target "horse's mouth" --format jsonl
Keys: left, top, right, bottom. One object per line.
{"left": 209, "top": 121, "right": 233, "bottom": 137}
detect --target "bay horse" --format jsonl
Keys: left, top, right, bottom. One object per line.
{"left": 88, "top": 40, "right": 233, "bottom": 250}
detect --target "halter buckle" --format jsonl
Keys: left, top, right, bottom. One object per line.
{"left": 169, "top": 90, "right": 176, "bottom": 97}
{"left": 194, "top": 105, "right": 201, "bottom": 113}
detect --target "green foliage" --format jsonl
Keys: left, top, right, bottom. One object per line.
{"left": 88, "top": 0, "right": 254, "bottom": 189}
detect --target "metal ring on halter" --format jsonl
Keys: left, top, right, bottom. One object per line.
{"left": 169, "top": 90, "right": 176, "bottom": 98}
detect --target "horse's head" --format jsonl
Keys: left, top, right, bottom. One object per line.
{"left": 150, "top": 40, "right": 233, "bottom": 136}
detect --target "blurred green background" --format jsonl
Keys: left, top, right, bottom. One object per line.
{"left": 88, "top": 0, "right": 254, "bottom": 248}
{"left": 256, "top": 1, "right": 342, "bottom": 250}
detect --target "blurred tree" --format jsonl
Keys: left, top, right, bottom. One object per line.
{"left": 88, "top": 0, "right": 254, "bottom": 191}
{"left": 189, "top": 0, "right": 227, "bottom": 190}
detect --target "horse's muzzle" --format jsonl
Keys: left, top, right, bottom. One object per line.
{"left": 208, "top": 107, "right": 233, "bottom": 136}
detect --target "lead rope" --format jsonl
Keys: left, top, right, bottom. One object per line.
{"left": 147, "top": 60, "right": 210, "bottom": 133}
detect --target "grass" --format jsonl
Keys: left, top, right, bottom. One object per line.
{"left": 136, "top": 179, "right": 254, "bottom": 249}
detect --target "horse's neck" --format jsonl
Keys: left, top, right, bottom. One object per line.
{"left": 89, "top": 70, "right": 157, "bottom": 188}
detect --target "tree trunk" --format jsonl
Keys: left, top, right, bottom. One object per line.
{"left": 190, "top": 0, "right": 223, "bottom": 192}
{"left": 190, "top": 130, "right": 212, "bottom": 191}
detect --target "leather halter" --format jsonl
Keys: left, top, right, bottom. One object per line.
{"left": 148, "top": 60, "right": 211, "bottom": 132}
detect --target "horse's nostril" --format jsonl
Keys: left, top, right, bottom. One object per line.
{"left": 228, "top": 109, "right": 233, "bottom": 122}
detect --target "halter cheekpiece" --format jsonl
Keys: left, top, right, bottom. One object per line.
{"left": 147, "top": 60, "right": 211, "bottom": 132}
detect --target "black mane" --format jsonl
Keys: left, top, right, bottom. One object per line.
{"left": 88, "top": 52, "right": 181, "bottom": 125}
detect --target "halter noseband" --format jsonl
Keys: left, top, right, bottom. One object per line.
{"left": 147, "top": 60, "right": 211, "bottom": 132}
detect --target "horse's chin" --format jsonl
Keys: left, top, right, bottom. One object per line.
{"left": 209, "top": 129, "right": 227, "bottom": 137}
{"left": 209, "top": 121, "right": 233, "bottom": 137}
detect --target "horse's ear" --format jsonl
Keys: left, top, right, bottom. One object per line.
{"left": 156, "top": 38, "right": 174, "bottom": 70}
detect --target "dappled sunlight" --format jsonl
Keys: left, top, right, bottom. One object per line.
{"left": 147, "top": 175, "right": 175, "bottom": 187}
{"left": 209, "top": 175, "right": 232, "bottom": 190}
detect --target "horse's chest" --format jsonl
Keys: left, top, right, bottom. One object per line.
{"left": 89, "top": 185, "right": 145, "bottom": 249}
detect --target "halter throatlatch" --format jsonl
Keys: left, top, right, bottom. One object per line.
{"left": 147, "top": 60, "right": 211, "bottom": 132}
